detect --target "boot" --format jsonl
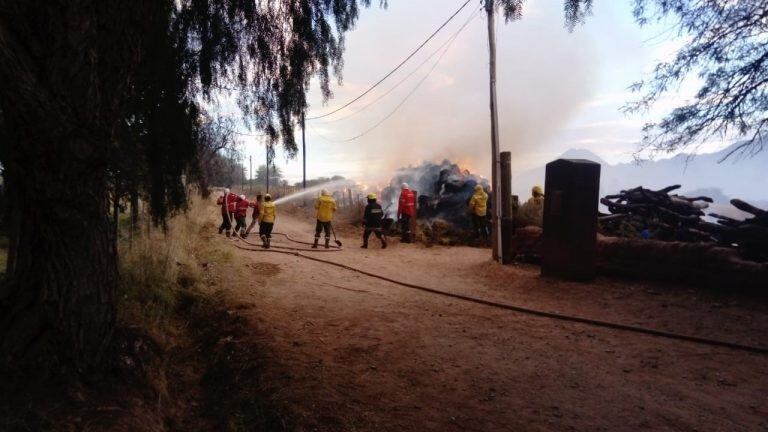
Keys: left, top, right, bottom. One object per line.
{"left": 312, "top": 237, "right": 319, "bottom": 249}
{"left": 265, "top": 237, "right": 271, "bottom": 249}
{"left": 381, "top": 238, "right": 387, "bottom": 249}
{"left": 260, "top": 235, "right": 267, "bottom": 248}
{"left": 226, "top": 230, "right": 231, "bottom": 238}
{"left": 324, "top": 238, "right": 330, "bottom": 249}
{"left": 361, "top": 241, "right": 368, "bottom": 249}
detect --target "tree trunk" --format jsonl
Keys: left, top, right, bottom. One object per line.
{"left": 130, "top": 188, "right": 140, "bottom": 246}
{"left": 0, "top": 0, "right": 151, "bottom": 379}
{"left": 0, "top": 137, "right": 118, "bottom": 377}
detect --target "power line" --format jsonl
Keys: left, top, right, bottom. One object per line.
{"left": 314, "top": 4, "right": 482, "bottom": 125}
{"left": 309, "top": 7, "right": 481, "bottom": 143}
{"left": 305, "top": 0, "right": 474, "bottom": 121}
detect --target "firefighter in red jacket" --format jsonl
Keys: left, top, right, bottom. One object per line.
{"left": 216, "top": 188, "right": 240, "bottom": 237}
{"left": 245, "top": 194, "right": 262, "bottom": 238}
{"left": 234, "top": 194, "right": 250, "bottom": 238}
{"left": 397, "top": 183, "right": 416, "bottom": 243}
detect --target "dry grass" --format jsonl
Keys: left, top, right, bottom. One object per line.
{"left": 117, "top": 197, "right": 211, "bottom": 335}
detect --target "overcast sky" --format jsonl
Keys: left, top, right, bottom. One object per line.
{"left": 228, "top": 0, "right": 708, "bottom": 185}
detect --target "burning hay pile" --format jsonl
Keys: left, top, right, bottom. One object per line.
{"left": 380, "top": 160, "right": 489, "bottom": 244}
{"left": 599, "top": 185, "right": 768, "bottom": 261}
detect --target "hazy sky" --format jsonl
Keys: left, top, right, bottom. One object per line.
{"left": 227, "top": 0, "right": 707, "bottom": 185}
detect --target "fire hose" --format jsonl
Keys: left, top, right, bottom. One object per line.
{"left": 230, "top": 237, "right": 768, "bottom": 355}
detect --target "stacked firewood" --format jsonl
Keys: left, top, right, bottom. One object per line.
{"left": 710, "top": 200, "right": 768, "bottom": 261}
{"left": 599, "top": 185, "right": 768, "bottom": 262}
{"left": 599, "top": 185, "right": 715, "bottom": 243}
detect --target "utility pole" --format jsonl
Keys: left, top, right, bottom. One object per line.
{"left": 249, "top": 155, "right": 252, "bottom": 193}
{"left": 301, "top": 111, "right": 307, "bottom": 191}
{"left": 486, "top": 0, "right": 503, "bottom": 263}
{"left": 266, "top": 144, "right": 270, "bottom": 194}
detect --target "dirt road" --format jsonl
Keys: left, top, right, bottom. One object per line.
{"left": 202, "top": 211, "right": 768, "bottom": 432}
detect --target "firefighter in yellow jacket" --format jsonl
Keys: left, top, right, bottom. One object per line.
{"left": 313, "top": 189, "right": 338, "bottom": 248}
{"left": 259, "top": 194, "right": 276, "bottom": 249}
{"left": 468, "top": 184, "right": 489, "bottom": 241}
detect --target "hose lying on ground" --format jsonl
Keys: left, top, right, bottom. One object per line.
{"left": 232, "top": 231, "right": 344, "bottom": 252}
{"left": 230, "top": 240, "right": 768, "bottom": 355}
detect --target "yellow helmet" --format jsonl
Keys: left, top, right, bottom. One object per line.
{"left": 367, "top": 193, "right": 377, "bottom": 200}
{"left": 532, "top": 185, "right": 544, "bottom": 196}
{"left": 474, "top": 184, "right": 484, "bottom": 192}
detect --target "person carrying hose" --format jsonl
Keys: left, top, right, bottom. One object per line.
{"left": 468, "top": 184, "right": 489, "bottom": 242}
{"left": 216, "top": 188, "right": 240, "bottom": 237}
{"left": 245, "top": 194, "right": 262, "bottom": 238}
{"left": 313, "top": 189, "right": 338, "bottom": 249}
{"left": 259, "top": 194, "right": 276, "bottom": 248}
{"left": 234, "top": 194, "right": 250, "bottom": 238}
{"left": 397, "top": 183, "right": 416, "bottom": 243}
{"left": 361, "top": 193, "right": 387, "bottom": 249}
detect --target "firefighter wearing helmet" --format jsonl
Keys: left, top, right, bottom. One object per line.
{"left": 258, "top": 194, "right": 276, "bottom": 248}
{"left": 233, "top": 194, "right": 250, "bottom": 238}
{"left": 468, "top": 184, "right": 489, "bottom": 241}
{"left": 216, "top": 188, "right": 240, "bottom": 237}
{"left": 313, "top": 189, "right": 337, "bottom": 249}
{"left": 361, "top": 193, "right": 387, "bottom": 249}
{"left": 397, "top": 183, "right": 416, "bottom": 243}
{"left": 517, "top": 185, "right": 545, "bottom": 227}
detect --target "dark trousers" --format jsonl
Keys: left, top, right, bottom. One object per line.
{"left": 363, "top": 228, "right": 386, "bottom": 246}
{"left": 219, "top": 213, "right": 231, "bottom": 231}
{"left": 400, "top": 214, "right": 412, "bottom": 243}
{"left": 259, "top": 222, "right": 274, "bottom": 238}
{"left": 472, "top": 214, "right": 489, "bottom": 240}
{"left": 234, "top": 216, "right": 247, "bottom": 235}
{"left": 315, "top": 220, "right": 331, "bottom": 238}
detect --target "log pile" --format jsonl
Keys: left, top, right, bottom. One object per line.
{"left": 599, "top": 185, "right": 768, "bottom": 262}
{"left": 599, "top": 185, "right": 714, "bottom": 242}
{"left": 710, "top": 200, "right": 768, "bottom": 262}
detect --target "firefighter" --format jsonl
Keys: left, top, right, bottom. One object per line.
{"left": 245, "top": 194, "right": 262, "bottom": 237}
{"left": 216, "top": 188, "right": 239, "bottom": 237}
{"left": 518, "top": 185, "right": 545, "bottom": 227}
{"left": 234, "top": 194, "right": 250, "bottom": 237}
{"left": 313, "top": 189, "right": 337, "bottom": 249}
{"left": 259, "top": 194, "right": 276, "bottom": 248}
{"left": 397, "top": 183, "right": 416, "bottom": 243}
{"left": 468, "top": 184, "right": 489, "bottom": 241}
{"left": 361, "top": 193, "right": 387, "bottom": 249}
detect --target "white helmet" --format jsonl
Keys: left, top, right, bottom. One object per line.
{"left": 401, "top": 182, "right": 409, "bottom": 189}
{"left": 224, "top": 188, "right": 230, "bottom": 194}
{"left": 239, "top": 194, "right": 245, "bottom": 200}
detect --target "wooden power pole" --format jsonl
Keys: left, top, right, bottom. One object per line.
{"left": 301, "top": 111, "right": 307, "bottom": 191}
{"left": 486, "top": 0, "right": 503, "bottom": 262}
{"left": 249, "top": 155, "right": 252, "bottom": 193}
{"left": 266, "top": 144, "right": 270, "bottom": 194}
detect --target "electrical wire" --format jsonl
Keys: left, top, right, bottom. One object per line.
{"left": 305, "top": 0, "right": 475, "bottom": 121}
{"left": 309, "top": 8, "right": 481, "bottom": 143}
{"left": 314, "top": 5, "right": 483, "bottom": 125}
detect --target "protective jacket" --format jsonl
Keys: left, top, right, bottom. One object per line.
{"left": 235, "top": 199, "right": 250, "bottom": 219}
{"left": 314, "top": 195, "right": 337, "bottom": 222}
{"left": 249, "top": 201, "right": 260, "bottom": 219}
{"left": 260, "top": 202, "right": 276, "bottom": 223}
{"left": 217, "top": 193, "right": 240, "bottom": 214}
{"left": 363, "top": 202, "right": 384, "bottom": 228}
{"left": 469, "top": 190, "right": 488, "bottom": 217}
{"left": 398, "top": 188, "right": 416, "bottom": 218}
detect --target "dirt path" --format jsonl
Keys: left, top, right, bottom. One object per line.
{"left": 205, "top": 212, "right": 768, "bottom": 432}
